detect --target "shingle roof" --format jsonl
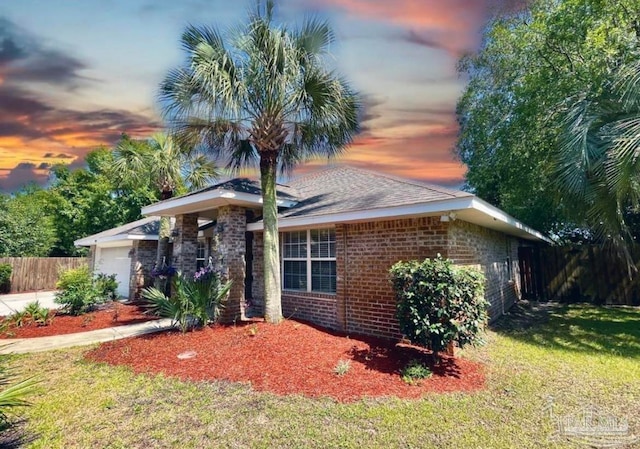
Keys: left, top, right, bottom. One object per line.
{"left": 279, "top": 166, "right": 471, "bottom": 218}
{"left": 180, "top": 178, "right": 299, "bottom": 201}
{"left": 79, "top": 217, "right": 161, "bottom": 241}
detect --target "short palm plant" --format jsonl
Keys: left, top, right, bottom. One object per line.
{"left": 0, "top": 366, "right": 38, "bottom": 431}
{"left": 143, "top": 266, "right": 231, "bottom": 333}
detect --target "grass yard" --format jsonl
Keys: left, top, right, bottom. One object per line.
{"left": 1, "top": 303, "right": 639, "bottom": 448}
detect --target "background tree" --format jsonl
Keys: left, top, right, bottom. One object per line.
{"left": 111, "top": 133, "right": 219, "bottom": 268}
{"left": 48, "top": 147, "right": 157, "bottom": 256}
{"left": 0, "top": 187, "right": 57, "bottom": 257}
{"left": 160, "top": 1, "right": 359, "bottom": 322}
{"left": 456, "top": 0, "right": 640, "bottom": 236}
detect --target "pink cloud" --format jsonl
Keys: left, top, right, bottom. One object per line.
{"left": 306, "top": 0, "right": 523, "bottom": 54}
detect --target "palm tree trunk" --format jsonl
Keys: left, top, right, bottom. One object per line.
{"left": 260, "top": 154, "right": 282, "bottom": 323}
{"left": 156, "top": 214, "right": 172, "bottom": 295}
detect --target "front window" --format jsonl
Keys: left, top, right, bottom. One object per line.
{"left": 282, "top": 228, "right": 336, "bottom": 294}
{"left": 196, "top": 240, "right": 207, "bottom": 270}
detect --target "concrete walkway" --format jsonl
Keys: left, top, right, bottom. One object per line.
{"left": 0, "top": 318, "right": 175, "bottom": 355}
{"left": 0, "top": 291, "right": 58, "bottom": 316}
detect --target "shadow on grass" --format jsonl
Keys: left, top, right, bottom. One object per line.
{"left": 0, "top": 419, "right": 38, "bottom": 448}
{"left": 491, "top": 301, "right": 640, "bottom": 358}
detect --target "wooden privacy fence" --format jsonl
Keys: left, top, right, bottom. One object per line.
{"left": 519, "top": 245, "right": 640, "bottom": 306}
{"left": 0, "top": 257, "right": 88, "bottom": 293}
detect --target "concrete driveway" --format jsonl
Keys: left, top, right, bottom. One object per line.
{"left": 0, "top": 291, "right": 58, "bottom": 316}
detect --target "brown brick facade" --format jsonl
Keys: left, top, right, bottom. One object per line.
{"left": 251, "top": 216, "right": 523, "bottom": 340}
{"left": 129, "top": 240, "right": 158, "bottom": 300}
{"left": 174, "top": 214, "right": 199, "bottom": 278}
{"left": 340, "top": 217, "right": 449, "bottom": 339}
{"left": 447, "top": 220, "right": 520, "bottom": 319}
{"left": 217, "top": 206, "right": 246, "bottom": 323}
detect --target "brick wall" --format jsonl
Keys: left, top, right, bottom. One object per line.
{"left": 281, "top": 291, "right": 338, "bottom": 329}
{"left": 217, "top": 206, "right": 246, "bottom": 323}
{"left": 248, "top": 216, "right": 523, "bottom": 339}
{"left": 129, "top": 240, "right": 158, "bottom": 300}
{"left": 447, "top": 220, "right": 521, "bottom": 320}
{"left": 340, "top": 217, "right": 448, "bottom": 339}
{"left": 173, "top": 214, "right": 199, "bottom": 278}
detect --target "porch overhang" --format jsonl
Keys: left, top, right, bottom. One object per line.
{"left": 141, "top": 189, "right": 297, "bottom": 218}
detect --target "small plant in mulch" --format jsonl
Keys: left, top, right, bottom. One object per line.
{"left": 333, "top": 359, "right": 351, "bottom": 377}
{"left": 247, "top": 324, "right": 259, "bottom": 337}
{"left": 401, "top": 359, "right": 432, "bottom": 385}
{"left": 1, "top": 301, "right": 54, "bottom": 333}
{"left": 81, "top": 314, "right": 95, "bottom": 327}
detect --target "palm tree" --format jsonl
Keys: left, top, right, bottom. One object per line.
{"left": 159, "top": 1, "right": 360, "bottom": 323}
{"left": 112, "top": 132, "right": 219, "bottom": 268}
{"left": 556, "top": 60, "right": 640, "bottom": 265}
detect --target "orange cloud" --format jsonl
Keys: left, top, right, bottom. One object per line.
{"left": 307, "top": 0, "right": 519, "bottom": 53}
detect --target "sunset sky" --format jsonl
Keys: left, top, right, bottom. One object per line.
{"left": 0, "top": 0, "right": 514, "bottom": 193}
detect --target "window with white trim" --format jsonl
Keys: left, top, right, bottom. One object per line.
{"left": 196, "top": 240, "right": 207, "bottom": 270}
{"left": 282, "top": 228, "right": 336, "bottom": 294}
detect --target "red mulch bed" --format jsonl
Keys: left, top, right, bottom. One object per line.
{"left": 86, "top": 320, "right": 485, "bottom": 402}
{"left": 0, "top": 303, "right": 156, "bottom": 338}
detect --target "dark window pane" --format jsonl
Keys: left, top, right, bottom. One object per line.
{"left": 284, "top": 261, "right": 307, "bottom": 290}
{"left": 311, "top": 261, "right": 336, "bottom": 293}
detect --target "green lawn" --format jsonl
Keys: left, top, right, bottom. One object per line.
{"left": 2, "top": 304, "right": 639, "bottom": 448}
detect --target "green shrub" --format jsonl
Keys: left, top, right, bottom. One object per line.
{"left": 390, "top": 255, "right": 489, "bottom": 361}
{"left": 0, "top": 264, "right": 11, "bottom": 294}
{"left": 143, "top": 266, "right": 231, "bottom": 333}
{"left": 400, "top": 359, "right": 432, "bottom": 384}
{"left": 55, "top": 268, "right": 120, "bottom": 315}
{"left": 95, "top": 273, "right": 119, "bottom": 301}
{"left": 55, "top": 266, "right": 102, "bottom": 315}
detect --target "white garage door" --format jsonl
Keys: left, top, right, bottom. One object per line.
{"left": 95, "top": 246, "right": 131, "bottom": 298}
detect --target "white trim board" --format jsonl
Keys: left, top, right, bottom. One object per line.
{"left": 247, "top": 197, "right": 551, "bottom": 243}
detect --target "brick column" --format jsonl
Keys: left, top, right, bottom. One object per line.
{"left": 173, "top": 214, "right": 199, "bottom": 278}
{"left": 217, "top": 206, "right": 246, "bottom": 323}
{"left": 129, "top": 240, "right": 158, "bottom": 301}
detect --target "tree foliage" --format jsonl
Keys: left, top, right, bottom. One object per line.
{"left": 47, "top": 147, "right": 157, "bottom": 256}
{"left": 456, "top": 0, "right": 640, "bottom": 235}
{"left": 0, "top": 187, "right": 57, "bottom": 257}
{"left": 160, "top": 0, "right": 360, "bottom": 322}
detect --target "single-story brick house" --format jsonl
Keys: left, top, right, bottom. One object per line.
{"left": 135, "top": 166, "right": 549, "bottom": 339}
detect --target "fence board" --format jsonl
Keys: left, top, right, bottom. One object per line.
{"left": 0, "top": 258, "right": 88, "bottom": 293}
{"left": 520, "top": 245, "right": 640, "bottom": 306}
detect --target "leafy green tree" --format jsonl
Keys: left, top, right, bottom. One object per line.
{"left": 160, "top": 1, "right": 360, "bottom": 322}
{"left": 456, "top": 0, "right": 640, "bottom": 234}
{"left": 111, "top": 133, "right": 219, "bottom": 268}
{"left": 48, "top": 148, "right": 158, "bottom": 256}
{"left": 0, "top": 187, "right": 57, "bottom": 257}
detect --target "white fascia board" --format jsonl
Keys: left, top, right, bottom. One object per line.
{"left": 247, "top": 197, "right": 475, "bottom": 231}
{"left": 141, "top": 189, "right": 297, "bottom": 216}
{"left": 468, "top": 197, "right": 553, "bottom": 243}
{"left": 74, "top": 234, "right": 158, "bottom": 247}
{"left": 246, "top": 196, "right": 551, "bottom": 243}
